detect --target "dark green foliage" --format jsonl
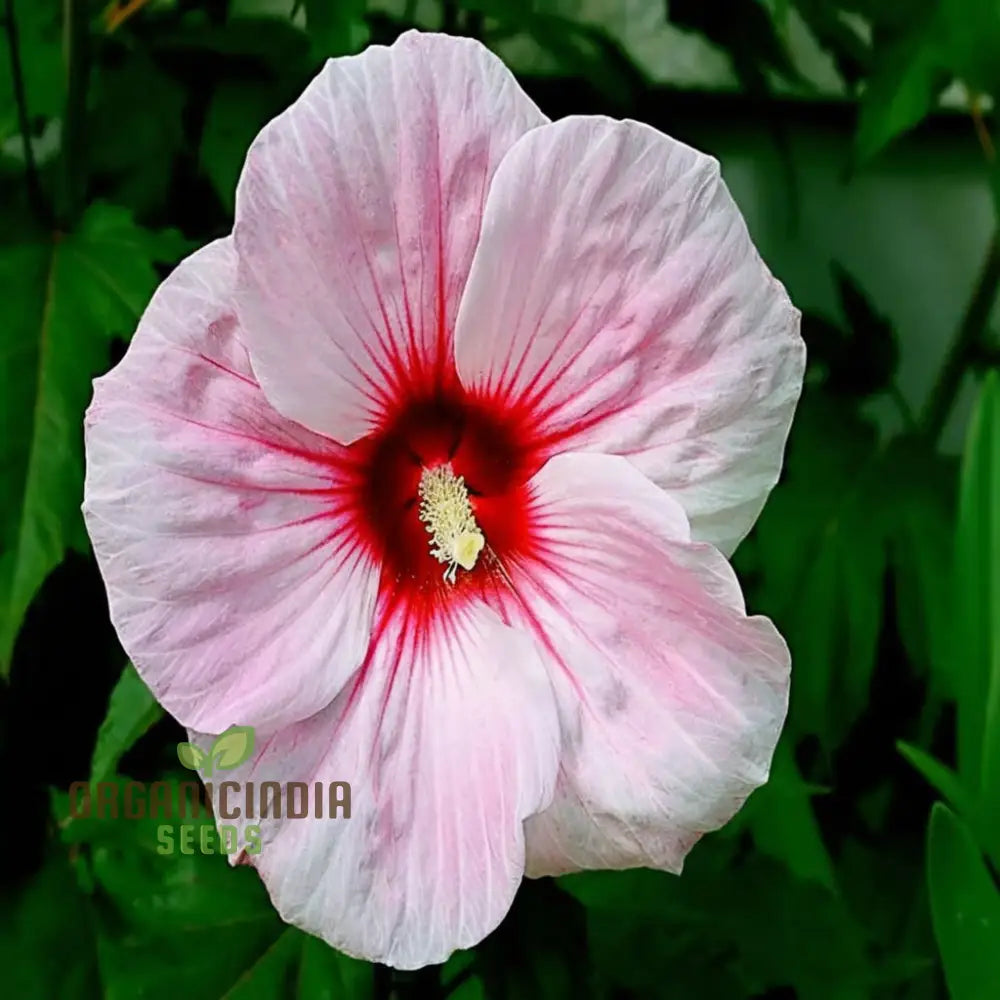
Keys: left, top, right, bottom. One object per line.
{"left": 1, "top": 1, "right": 999, "bottom": 998}
{"left": 668, "top": 0, "right": 804, "bottom": 92}
{"left": 0, "top": 203, "right": 186, "bottom": 673}
{"left": 928, "top": 804, "right": 1000, "bottom": 1000}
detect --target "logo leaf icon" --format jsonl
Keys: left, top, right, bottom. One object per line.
{"left": 210, "top": 726, "right": 254, "bottom": 770}
{"left": 177, "top": 742, "right": 205, "bottom": 771}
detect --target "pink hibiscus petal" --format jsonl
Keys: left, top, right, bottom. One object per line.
{"left": 511, "top": 452, "right": 789, "bottom": 875}
{"left": 233, "top": 30, "right": 548, "bottom": 444}
{"left": 196, "top": 598, "right": 560, "bottom": 969}
{"left": 454, "top": 116, "right": 805, "bottom": 555}
{"left": 83, "top": 240, "right": 378, "bottom": 734}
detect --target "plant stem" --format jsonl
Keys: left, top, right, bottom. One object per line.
{"left": 56, "top": 0, "right": 90, "bottom": 228}
{"left": 373, "top": 964, "right": 392, "bottom": 999}
{"left": 3, "top": 0, "right": 49, "bottom": 222}
{"left": 373, "top": 964, "right": 444, "bottom": 1000}
{"left": 970, "top": 92, "right": 996, "bottom": 163}
{"left": 918, "top": 233, "right": 1000, "bottom": 443}
{"left": 103, "top": 0, "right": 153, "bottom": 34}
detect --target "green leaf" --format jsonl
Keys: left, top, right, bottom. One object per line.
{"left": 887, "top": 443, "right": 957, "bottom": 689}
{"left": 442, "top": 950, "right": 485, "bottom": 1000}
{"left": 59, "top": 778, "right": 287, "bottom": 999}
{"left": 154, "top": 17, "right": 312, "bottom": 72}
{"left": 477, "top": 879, "right": 592, "bottom": 999}
{"left": 0, "top": 844, "right": 100, "bottom": 998}
{"left": 856, "top": 0, "right": 1000, "bottom": 162}
{"left": 855, "top": 14, "right": 947, "bottom": 162}
{"left": 955, "top": 372, "right": 1000, "bottom": 854}
{"left": 210, "top": 726, "right": 255, "bottom": 770}
{"left": 563, "top": 842, "right": 871, "bottom": 999}
{"left": 200, "top": 81, "right": 290, "bottom": 215}
{"left": 830, "top": 263, "right": 899, "bottom": 396}
{"left": 837, "top": 836, "right": 939, "bottom": 995}
{"left": 937, "top": 0, "right": 1000, "bottom": 97}
{"left": 897, "top": 741, "right": 970, "bottom": 815}
{"left": 752, "top": 392, "right": 885, "bottom": 742}
{"left": 798, "top": 263, "right": 900, "bottom": 399}
{"left": 667, "top": 0, "right": 806, "bottom": 93}
{"left": 222, "top": 928, "right": 374, "bottom": 999}
{"left": 752, "top": 397, "right": 955, "bottom": 748}
{"left": 91, "top": 662, "right": 164, "bottom": 782}
{"left": 0, "top": 0, "right": 64, "bottom": 138}
{"left": 928, "top": 803, "right": 1000, "bottom": 1000}
{"left": 176, "top": 743, "right": 205, "bottom": 770}
{"left": 517, "top": 16, "right": 649, "bottom": 108}
{"left": 792, "top": 0, "right": 870, "bottom": 88}
{"left": 297, "top": 935, "right": 372, "bottom": 998}
{"left": 304, "top": 0, "right": 369, "bottom": 57}
{"left": 87, "top": 53, "right": 187, "bottom": 215}
{"left": 448, "top": 975, "right": 486, "bottom": 1000}
{"left": 847, "top": 0, "right": 938, "bottom": 34}
{"left": 0, "top": 203, "right": 187, "bottom": 676}
{"left": 743, "top": 736, "right": 836, "bottom": 891}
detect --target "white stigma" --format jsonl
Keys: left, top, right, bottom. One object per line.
{"left": 417, "top": 463, "right": 486, "bottom": 585}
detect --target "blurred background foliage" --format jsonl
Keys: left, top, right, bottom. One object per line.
{"left": 1, "top": 1, "right": 1000, "bottom": 998}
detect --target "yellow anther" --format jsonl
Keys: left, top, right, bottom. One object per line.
{"left": 417, "top": 464, "right": 485, "bottom": 584}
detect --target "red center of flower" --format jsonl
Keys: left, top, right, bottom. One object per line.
{"left": 346, "top": 381, "right": 543, "bottom": 599}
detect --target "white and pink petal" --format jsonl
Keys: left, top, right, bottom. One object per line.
{"left": 454, "top": 116, "right": 804, "bottom": 556}
{"left": 197, "top": 597, "right": 561, "bottom": 969}
{"left": 507, "top": 452, "right": 789, "bottom": 875}
{"left": 83, "top": 240, "right": 378, "bottom": 734}
{"left": 234, "top": 30, "right": 548, "bottom": 445}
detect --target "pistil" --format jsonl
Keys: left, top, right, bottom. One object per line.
{"left": 417, "top": 463, "right": 485, "bottom": 584}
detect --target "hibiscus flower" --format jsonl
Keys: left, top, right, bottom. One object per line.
{"left": 83, "top": 30, "right": 804, "bottom": 969}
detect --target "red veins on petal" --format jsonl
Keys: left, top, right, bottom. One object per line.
{"left": 334, "top": 367, "right": 559, "bottom": 616}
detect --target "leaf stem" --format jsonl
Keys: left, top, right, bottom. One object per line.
{"left": 3, "top": 0, "right": 49, "bottom": 222}
{"left": 918, "top": 233, "right": 1000, "bottom": 443}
